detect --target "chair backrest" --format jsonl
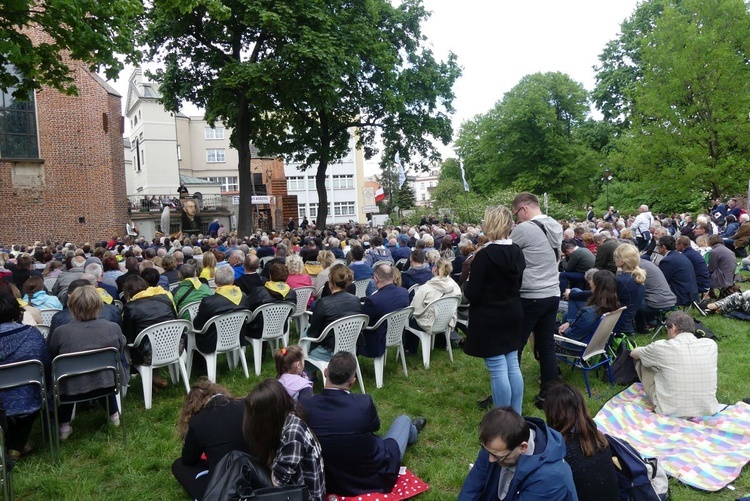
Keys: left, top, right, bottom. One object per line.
{"left": 259, "top": 256, "right": 275, "bottom": 269}
{"left": 333, "top": 258, "right": 347, "bottom": 266}
{"left": 293, "top": 287, "right": 315, "bottom": 313}
{"left": 354, "top": 279, "right": 371, "bottom": 299}
{"left": 582, "top": 307, "right": 627, "bottom": 361}
{"left": 423, "top": 296, "right": 461, "bottom": 334}
{"left": 0, "top": 359, "right": 46, "bottom": 396}
{"left": 382, "top": 307, "right": 414, "bottom": 348}
{"left": 208, "top": 279, "right": 216, "bottom": 291}
{"left": 329, "top": 314, "right": 369, "bottom": 354}
{"left": 36, "top": 325, "right": 50, "bottom": 340}
{"left": 168, "top": 282, "right": 180, "bottom": 293}
{"left": 205, "top": 311, "right": 251, "bottom": 352}
{"left": 52, "top": 347, "right": 121, "bottom": 396}
{"left": 395, "top": 258, "right": 408, "bottom": 270}
{"left": 177, "top": 301, "right": 202, "bottom": 323}
{"left": 255, "top": 303, "right": 296, "bottom": 340}
{"left": 407, "top": 284, "right": 420, "bottom": 296}
{"left": 112, "top": 299, "right": 124, "bottom": 312}
{"left": 39, "top": 309, "right": 58, "bottom": 325}
{"left": 44, "top": 276, "right": 58, "bottom": 291}
{"left": 135, "top": 319, "right": 192, "bottom": 366}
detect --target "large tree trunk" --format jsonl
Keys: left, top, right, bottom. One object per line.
{"left": 236, "top": 101, "right": 254, "bottom": 238}
{"left": 315, "top": 159, "right": 329, "bottom": 229}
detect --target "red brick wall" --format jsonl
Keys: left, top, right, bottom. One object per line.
{"left": 0, "top": 64, "right": 127, "bottom": 245}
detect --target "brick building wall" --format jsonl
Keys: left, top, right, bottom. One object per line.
{"left": 0, "top": 64, "right": 127, "bottom": 245}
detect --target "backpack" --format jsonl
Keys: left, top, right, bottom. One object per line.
{"left": 606, "top": 334, "right": 639, "bottom": 385}
{"left": 606, "top": 434, "right": 670, "bottom": 501}
{"left": 693, "top": 320, "right": 718, "bottom": 341}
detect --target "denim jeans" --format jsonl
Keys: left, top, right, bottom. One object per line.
{"left": 484, "top": 352, "right": 523, "bottom": 414}
{"left": 383, "top": 414, "right": 418, "bottom": 460}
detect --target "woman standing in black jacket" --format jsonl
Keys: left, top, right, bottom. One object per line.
{"left": 463, "top": 206, "right": 526, "bottom": 413}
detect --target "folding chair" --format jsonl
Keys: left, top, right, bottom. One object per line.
{"left": 365, "top": 307, "right": 413, "bottom": 388}
{"left": 404, "top": 296, "right": 460, "bottom": 369}
{"left": 0, "top": 425, "right": 12, "bottom": 500}
{"left": 128, "top": 319, "right": 192, "bottom": 409}
{"left": 52, "top": 347, "right": 126, "bottom": 456}
{"left": 187, "top": 311, "right": 252, "bottom": 383}
{"left": 0, "top": 360, "right": 54, "bottom": 460}
{"left": 300, "top": 314, "right": 369, "bottom": 393}
{"left": 553, "top": 306, "right": 626, "bottom": 397}
{"left": 247, "top": 303, "right": 296, "bottom": 376}
{"left": 289, "top": 286, "right": 315, "bottom": 338}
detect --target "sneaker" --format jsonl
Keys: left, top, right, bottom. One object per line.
{"left": 59, "top": 424, "right": 73, "bottom": 441}
{"left": 7, "top": 442, "right": 33, "bottom": 461}
{"left": 533, "top": 394, "right": 545, "bottom": 410}
{"left": 109, "top": 412, "right": 121, "bottom": 428}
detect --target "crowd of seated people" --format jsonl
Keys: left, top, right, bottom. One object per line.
{"left": 0, "top": 198, "right": 743, "bottom": 497}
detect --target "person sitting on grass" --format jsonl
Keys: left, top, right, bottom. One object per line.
{"left": 543, "top": 383, "right": 619, "bottom": 501}
{"left": 630, "top": 311, "right": 720, "bottom": 419}
{"left": 276, "top": 345, "right": 313, "bottom": 401}
{"left": 459, "top": 406, "right": 577, "bottom": 501}
{"left": 171, "top": 379, "right": 248, "bottom": 500}
{"left": 300, "top": 352, "right": 426, "bottom": 496}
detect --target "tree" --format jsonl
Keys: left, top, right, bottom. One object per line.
{"left": 455, "top": 72, "right": 599, "bottom": 203}
{"left": 618, "top": 0, "right": 750, "bottom": 205}
{"left": 396, "top": 180, "right": 416, "bottom": 210}
{"left": 438, "top": 157, "right": 462, "bottom": 183}
{"left": 144, "top": 0, "right": 459, "bottom": 234}
{"left": 0, "top": 0, "right": 142, "bottom": 97}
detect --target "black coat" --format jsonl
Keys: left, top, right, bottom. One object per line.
{"left": 245, "top": 286, "right": 297, "bottom": 339}
{"left": 193, "top": 292, "right": 250, "bottom": 352}
{"left": 122, "top": 294, "right": 177, "bottom": 364}
{"left": 235, "top": 273, "right": 266, "bottom": 296}
{"left": 306, "top": 291, "right": 362, "bottom": 352}
{"left": 463, "top": 244, "right": 526, "bottom": 358}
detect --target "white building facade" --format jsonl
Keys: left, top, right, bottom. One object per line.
{"left": 410, "top": 169, "right": 440, "bottom": 206}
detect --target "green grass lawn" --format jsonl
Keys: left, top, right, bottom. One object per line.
{"left": 10, "top": 310, "right": 750, "bottom": 500}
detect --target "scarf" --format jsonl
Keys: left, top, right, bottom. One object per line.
{"left": 215, "top": 285, "right": 243, "bottom": 305}
{"left": 264, "top": 280, "right": 291, "bottom": 298}
{"left": 97, "top": 288, "right": 113, "bottom": 305}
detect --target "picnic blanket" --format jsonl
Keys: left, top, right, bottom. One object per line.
{"left": 594, "top": 383, "right": 750, "bottom": 491}
{"left": 331, "top": 469, "right": 429, "bottom": 501}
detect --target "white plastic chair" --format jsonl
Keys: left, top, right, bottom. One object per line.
{"left": 177, "top": 301, "right": 202, "bottom": 324}
{"left": 404, "top": 296, "right": 460, "bottom": 369}
{"left": 395, "top": 258, "right": 408, "bottom": 270}
{"left": 187, "top": 311, "right": 252, "bottom": 383}
{"left": 333, "top": 259, "right": 347, "bottom": 266}
{"left": 354, "top": 279, "right": 371, "bottom": 299}
{"left": 43, "top": 276, "right": 58, "bottom": 291}
{"left": 247, "top": 303, "right": 296, "bottom": 376}
{"left": 168, "top": 282, "right": 180, "bottom": 293}
{"left": 290, "top": 286, "right": 315, "bottom": 337}
{"left": 299, "top": 314, "right": 369, "bottom": 393}
{"left": 39, "top": 309, "right": 58, "bottom": 326}
{"left": 128, "top": 319, "right": 192, "bottom": 409}
{"left": 36, "top": 325, "right": 50, "bottom": 340}
{"left": 259, "top": 256, "right": 275, "bottom": 269}
{"left": 365, "top": 307, "right": 413, "bottom": 388}
{"left": 207, "top": 279, "right": 216, "bottom": 291}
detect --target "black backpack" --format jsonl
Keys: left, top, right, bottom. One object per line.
{"left": 606, "top": 434, "right": 670, "bottom": 501}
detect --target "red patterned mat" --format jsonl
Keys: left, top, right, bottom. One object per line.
{"left": 329, "top": 469, "right": 429, "bottom": 500}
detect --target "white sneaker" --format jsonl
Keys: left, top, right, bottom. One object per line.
{"left": 59, "top": 425, "right": 73, "bottom": 441}
{"left": 109, "top": 413, "right": 121, "bottom": 428}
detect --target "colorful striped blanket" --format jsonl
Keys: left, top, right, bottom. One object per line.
{"left": 594, "top": 383, "right": 750, "bottom": 492}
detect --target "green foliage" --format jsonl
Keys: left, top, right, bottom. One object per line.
{"left": 455, "top": 72, "right": 602, "bottom": 204}
{"left": 438, "top": 157, "right": 463, "bottom": 183}
{"left": 396, "top": 180, "right": 417, "bottom": 210}
{"left": 0, "top": 0, "right": 142, "bottom": 97}
{"left": 144, "top": 0, "right": 460, "bottom": 231}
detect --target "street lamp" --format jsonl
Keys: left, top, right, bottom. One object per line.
{"left": 602, "top": 168, "right": 613, "bottom": 208}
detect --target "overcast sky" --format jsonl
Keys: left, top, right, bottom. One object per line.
{"left": 110, "top": 0, "right": 642, "bottom": 174}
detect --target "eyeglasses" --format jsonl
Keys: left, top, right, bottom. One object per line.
{"left": 481, "top": 444, "right": 517, "bottom": 463}
{"left": 512, "top": 206, "right": 526, "bottom": 220}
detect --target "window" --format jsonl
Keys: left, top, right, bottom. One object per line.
{"left": 332, "top": 174, "right": 354, "bottom": 189}
{"left": 308, "top": 177, "right": 316, "bottom": 190}
{"left": 177, "top": 145, "right": 181, "bottom": 161}
{"left": 0, "top": 77, "right": 39, "bottom": 158}
{"left": 287, "top": 176, "right": 305, "bottom": 191}
{"left": 334, "top": 201, "right": 356, "bottom": 216}
{"left": 308, "top": 203, "right": 319, "bottom": 218}
{"left": 203, "top": 176, "right": 238, "bottom": 192}
{"left": 204, "top": 126, "right": 225, "bottom": 139}
{"left": 421, "top": 194, "right": 426, "bottom": 200}
{"left": 298, "top": 204, "right": 307, "bottom": 219}
{"left": 206, "top": 148, "right": 226, "bottom": 163}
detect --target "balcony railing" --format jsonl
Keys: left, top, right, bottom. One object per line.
{"left": 127, "top": 194, "right": 235, "bottom": 213}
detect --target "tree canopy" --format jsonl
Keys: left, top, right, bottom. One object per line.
{"left": 143, "top": 0, "right": 459, "bottom": 233}
{"left": 454, "top": 72, "right": 600, "bottom": 204}
{"left": 0, "top": 0, "right": 142, "bottom": 97}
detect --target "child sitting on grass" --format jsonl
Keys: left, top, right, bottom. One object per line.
{"left": 276, "top": 345, "right": 313, "bottom": 400}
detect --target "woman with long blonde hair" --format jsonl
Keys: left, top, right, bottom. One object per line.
{"left": 613, "top": 243, "right": 646, "bottom": 335}
{"left": 199, "top": 251, "right": 217, "bottom": 279}
{"left": 172, "top": 379, "right": 248, "bottom": 499}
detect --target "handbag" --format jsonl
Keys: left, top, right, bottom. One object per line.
{"left": 242, "top": 485, "right": 309, "bottom": 501}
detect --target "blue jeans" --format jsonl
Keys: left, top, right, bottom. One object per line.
{"left": 383, "top": 415, "right": 418, "bottom": 460}
{"left": 484, "top": 352, "right": 524, "bottom": 414}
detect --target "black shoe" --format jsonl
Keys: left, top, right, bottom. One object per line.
{"left": 412, "top": 417, "right": 427, "bottom": 433}
{"left": 743, "top": 398, "right": 750, "bottom": 405}
{"left": 476, "top": 395, "right": 493, "bottom": 410}
{"left": 533, "top": 394, "right": 545, "bottom": 410}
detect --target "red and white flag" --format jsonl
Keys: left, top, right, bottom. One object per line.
{"left": 375, "top": 187, "right": 386, "bottom": 202}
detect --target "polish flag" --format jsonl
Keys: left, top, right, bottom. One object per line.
{"left": 375, "top": 187, "right": 386, "bottom": 202}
